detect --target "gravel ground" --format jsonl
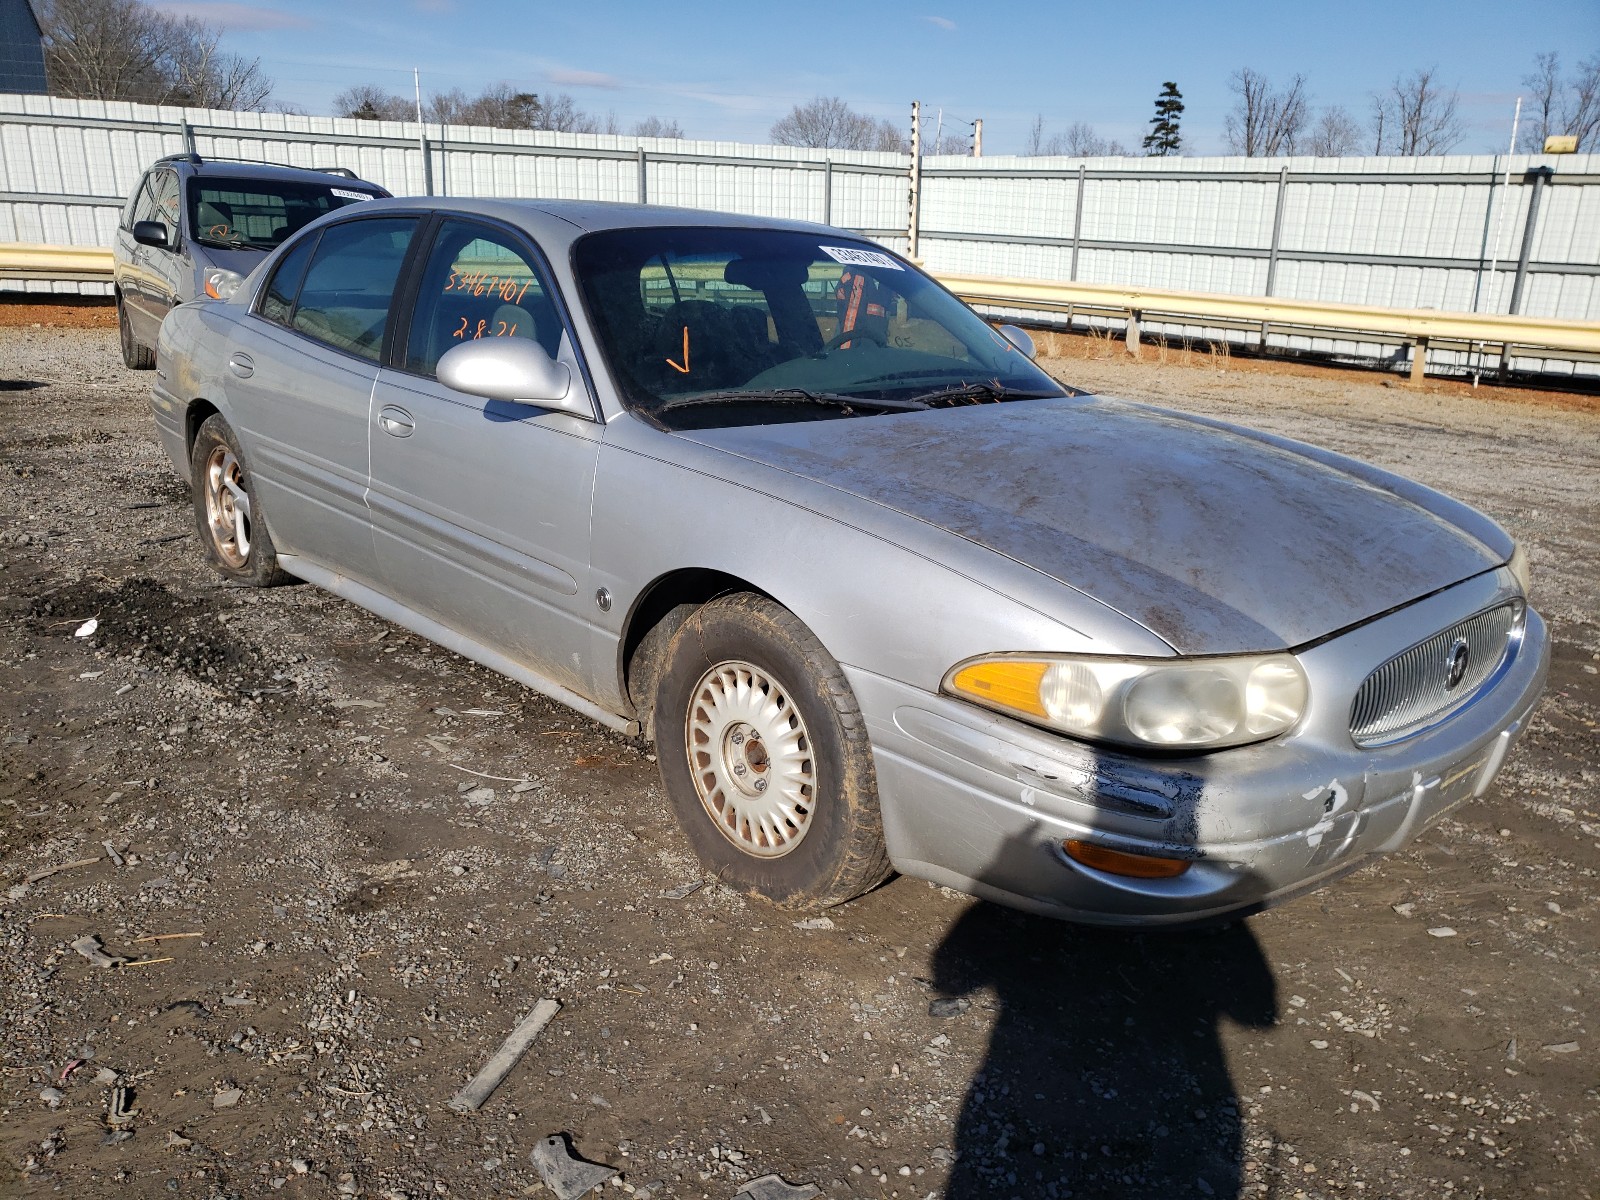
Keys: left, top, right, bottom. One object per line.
{"left": 1, "top": 324, "right": 1597, "bottom": 1200}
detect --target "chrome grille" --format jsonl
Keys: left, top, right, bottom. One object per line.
{"left": 1349, "top": 603, "right": 1521, "bottom": 746}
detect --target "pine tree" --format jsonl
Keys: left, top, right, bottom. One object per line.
{"left": 1142, "top": 82, "right": 1185, "bottom": 156}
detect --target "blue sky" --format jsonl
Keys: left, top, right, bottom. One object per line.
{"left": 155, "top": 0, "right": 1600, "bottom": 154}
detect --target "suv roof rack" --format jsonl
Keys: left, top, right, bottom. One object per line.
{"left": 151, "top": 153, "right": 366, "bottom": 182}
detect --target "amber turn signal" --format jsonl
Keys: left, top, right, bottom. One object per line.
{"left": 1062, "top": 839, "right": 1191, "bottom": 879}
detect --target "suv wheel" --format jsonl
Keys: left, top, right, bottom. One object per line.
{"left": 117, "top": 293, "right": 155, "bottom": 370}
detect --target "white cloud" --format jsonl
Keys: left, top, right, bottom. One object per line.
{"left": 153, "top": 2, "right": 309, "bottom": 29}
{"left": 923, "top": 15, "right": 956, "bottom": 30}
{"left": 548, "top": 67, "right": 623, "bottom": 90}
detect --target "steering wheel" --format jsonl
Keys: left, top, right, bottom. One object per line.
{"left": 820, "top": 325, "right": 887, "bottom": 352}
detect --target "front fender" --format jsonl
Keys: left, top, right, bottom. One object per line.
{"left": 587, "top": 416, "right": 1168, "bottom": 713}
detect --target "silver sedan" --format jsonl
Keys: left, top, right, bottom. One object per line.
{"left": 150, "top": 198, "right": 1548, "bottom": 925}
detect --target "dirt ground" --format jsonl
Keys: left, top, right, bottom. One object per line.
{"left": 1, "top": 321, "right": 1596, "bottom": 1200}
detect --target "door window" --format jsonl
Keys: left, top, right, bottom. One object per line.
{"left": 289, "top": 218, "right": 417, "bottom": 361}
{"left": 404, "top": 219, "right": 563, "bottom": 377}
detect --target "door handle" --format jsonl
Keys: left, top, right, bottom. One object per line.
{"left": 227, "top": 352, "right": 254, "bottom": 379}
{"left": 377, "top": 405, "right": 415, "bottom": 437}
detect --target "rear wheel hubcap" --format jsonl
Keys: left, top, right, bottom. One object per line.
{"left": 203, "top": 445, "right": 252, "bottom": 568}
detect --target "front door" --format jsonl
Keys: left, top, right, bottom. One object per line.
{"left": 367, "top": 218, "right": 603, "bottom": 699}
{"left": 125, "top": 169, "right": 184, "bottom": 344}
{"left": 225, "top": 215, "right": 419, "bottom": 584}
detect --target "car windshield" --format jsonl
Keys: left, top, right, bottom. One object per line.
{"left": 572, "top": 227, "right": 1067, "bottom": 427}
{"left": 187, "top": 179, "right": 380, "bottom": 251}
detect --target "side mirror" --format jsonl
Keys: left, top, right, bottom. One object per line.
{"left": 132, "top": 220, "right": 169, "bottom": 249}
{"left": 998, "top": 324, "right": 1037, "bottom": 360}
{"left": 437, "top": 338, "right": 586, "bottom": 414}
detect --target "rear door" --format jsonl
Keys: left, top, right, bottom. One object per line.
{"left": 224, "top": 215, "right": 420, "bottom": 585}
{"left": 367, "top": 217, "right": 603, "bottom": 698}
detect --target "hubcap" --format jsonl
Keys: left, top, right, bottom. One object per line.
{"left": 686, "top": 661, "right": 815, "bottom": 858}
{"left": 203, "top": 445, "right": 252, "bottom": 568}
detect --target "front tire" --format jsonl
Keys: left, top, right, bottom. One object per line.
{"left": 117, "top": 293, "right": 155, "bottom": 370}
{"left": 654, "top": 594, "right": 892, "bottom": 909}
{"left": 190, "top": 414, "right": 291, "bottom": 586}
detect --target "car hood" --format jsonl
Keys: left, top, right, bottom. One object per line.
{"left": 193, "top": 244, "right": 271, "bottom": 275}
{"left": 678, "top": 396, "right": 1504, "bottom": 654}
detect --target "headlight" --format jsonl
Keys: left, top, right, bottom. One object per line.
{"left": 944, "top": 652, "right": 1308, "bottom": 751}
{"left": 203, "top": 268, "right": 244, "bottom": 300}
{"left": 1507, "top": 544, "right": 1531, "bottom": 596}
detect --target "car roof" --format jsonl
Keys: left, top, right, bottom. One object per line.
{"left": 346, "top": 196, "right": 846, "bottom": 246}
{"left": 174, "top": 159, "right": 385, "bottom": 191}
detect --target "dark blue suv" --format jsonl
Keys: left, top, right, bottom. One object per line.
{"left": 112, "top": 154, "right": 389, "bottom": 368}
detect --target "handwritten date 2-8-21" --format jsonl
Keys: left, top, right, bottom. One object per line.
{"left": 445, "top": 269, "right": 534, "bottom": 304}
{"left": 453, "top": 316, "right": 519, "bottom": 340}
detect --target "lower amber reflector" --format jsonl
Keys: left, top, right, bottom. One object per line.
{"left": 1063, "top": 839, "right": 1190, "bottom": 879}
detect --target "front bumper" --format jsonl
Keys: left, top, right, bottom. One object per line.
{"left": 853, "top": 570, "right": 1549, "bottom": 926}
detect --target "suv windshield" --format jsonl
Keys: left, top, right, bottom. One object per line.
{"left": 573, "top": 227, "right": 1065, "bottom": 427}
{"left": 187, "top": 179, "right": 381, "bottom": 251}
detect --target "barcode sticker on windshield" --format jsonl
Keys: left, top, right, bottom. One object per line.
{"left": 331, "top": 188, "right": 375, "bottom": 201}
{"left": 819, "top": 245, "right": 903, "bottom": 270}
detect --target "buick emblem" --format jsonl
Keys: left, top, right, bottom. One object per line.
{"left": 1445, "top": 638, "right": 1471, "bottom": 690}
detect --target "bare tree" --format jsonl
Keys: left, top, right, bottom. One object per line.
{"left": 634, "top": 116, "right": 686, "bottom": 139}
{"left": 771, "top": 96, "right": 905, "bottom": 151}
{"left": 1223, "top": 68, "right": 1308, "bottom": 156}
{"left": 1520, "top": 51, "right": 1600, "bottom": 152}
{"left": 1025, "top": 115, "right": 1127, "bottom": 157}
{"left": 1306, "top": 105, "right": 1361, "bottom": 157}
{"left": 40, "top": 0, "right": 273, "bottom": 109}
{"left": 1025, "top": 113, "right": 1046, "bottom": 155}
{"left": 1370, "top": 68, "right": 1462, "bottom": 155}
{"left": 41, "top": 0, "right": 166, "bottom": 101}
{"left": 333, "top": 84, "right": 412, "bottom": 122}
{"left": 1060, "top": 121, "right": 1128, "bottom": 156}
{"left": 458, "top": 83, "right": 542, "bottom": 129}
{"left": 540, "top": 93, "right": 599, "bottom": 133}
{"left": 346, "top": 83, "right": 636, "bottom": 135}
{"left": 165, "top": 16, "right": 272, "bottom": 111}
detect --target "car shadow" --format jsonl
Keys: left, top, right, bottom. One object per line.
{"left": 930, "top": 832, "right": 1278, "bottom": 1199}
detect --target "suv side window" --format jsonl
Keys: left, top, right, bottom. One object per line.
{"left": 122, "top": 174, "right": 151, "bottom": 229}
{"left": 257, "top": 233, "right": 320, "bottom": 327}
{"left": 289, "top": 218, "right": 417, "bottom": 362}
{"left": 130, "top": 174, "right": 160, "bottom": 227}
{"left": 150, "top": 171, "right": 181, "bottom": 243}
{"left": 404, "top": 219, "right": 563, "bottom": 377}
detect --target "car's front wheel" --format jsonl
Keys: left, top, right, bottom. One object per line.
{"left": 117, "top": 293, "right": 155, "bottom": 370}
{"left": 654, "top": 593, "right": 892, "bottom": 909}
{"left": 190, "top": 414, "right": 291, "bottom": 586}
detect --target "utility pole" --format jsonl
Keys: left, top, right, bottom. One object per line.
{"left": 908, "top": 101, "right": 922, "bottom": 259}
{"left": 971, "top": 118, "right": 983, "bottom": 157}
{"left": 413, "top": 67, "right": 432, "bottom": 196}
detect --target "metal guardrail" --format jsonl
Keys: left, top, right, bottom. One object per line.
{"left": 0, "top": 243, "right": 114, "bottom": 282}
{"left": 4, "top": 242, "right": 1597, "bottom": 378}
{"left": 942, "top": 274, "right": 1600, "bottom": 378}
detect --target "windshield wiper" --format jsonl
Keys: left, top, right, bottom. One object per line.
{"left": 196, "top": 238, "right": 268, "bottom": 252}
{"left": 657, "top": 388, "right": 928, "bottom": 415}
{"left": 906, "top": 381, "right": 1062, "bottom": 406}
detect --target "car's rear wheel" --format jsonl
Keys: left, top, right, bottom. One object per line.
{"left": 117, "top": 293, "right": 155, "bottom": 370}
{"left": 653, "top": 593, "right": 892, "bottom": 909}
{"left": 190, "top": 414, "right": 291, "bottom": 586}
